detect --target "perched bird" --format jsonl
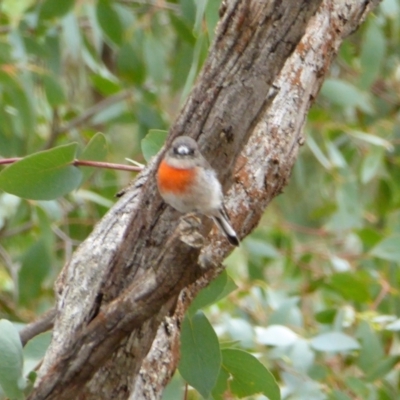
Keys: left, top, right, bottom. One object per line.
{"left": 157, "top": 136, "right": 239, "bottom": 246}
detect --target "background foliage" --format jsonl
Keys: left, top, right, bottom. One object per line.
{"left": 0, "top": 0, "right": 399, "bottom": 399}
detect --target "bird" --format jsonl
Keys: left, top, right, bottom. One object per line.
{"left": 156, "top": 136, "right": 239, "bottom": 247}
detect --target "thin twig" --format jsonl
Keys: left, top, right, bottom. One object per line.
{"left": 1, "top": 222, "right": 33, "bottom": 238}
{"left": 19, "top": 308, "right": 56, "bottom": 346}
{"left": 0, "top": 158, "right": 143, "bottom": 172}
{"left": 0, "top": 157, "right": 20, "bottom": 165}
{"left": 44, "top": 109, "right": 61, "bottom": 150}
{"left": 73, "top": 160, "right": 142, "bottom": 172}
{"left": 52, "top": 225, "right": 82, "bottom": 247}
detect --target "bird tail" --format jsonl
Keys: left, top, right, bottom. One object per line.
{"left": 212, "top": 207, "right": 240, "bottom": 247}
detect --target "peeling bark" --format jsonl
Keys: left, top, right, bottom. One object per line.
{"left": 28, "top": 1, "right": 381, "bottom": 399}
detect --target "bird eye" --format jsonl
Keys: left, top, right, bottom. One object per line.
{"left": 175, "top": 145, "right": 192, "bottom": 156}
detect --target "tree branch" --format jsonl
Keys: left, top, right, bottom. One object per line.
{"left": 19, "top": 309, "right": 56, "bottom": 347}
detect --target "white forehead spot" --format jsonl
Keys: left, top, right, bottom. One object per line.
{"left": 176, "top": 145, "right": 190, "bottom": 155}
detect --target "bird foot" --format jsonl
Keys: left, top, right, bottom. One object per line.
{"left": 178, "top": 214, "right": 204, "bottom": 248}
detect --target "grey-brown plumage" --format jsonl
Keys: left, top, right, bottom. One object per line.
{"left": 157, "top": 136, "right": 239, "bottom": 246}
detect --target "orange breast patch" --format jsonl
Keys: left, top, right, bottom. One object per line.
{"left": 157, "top": 160, "right": 195, "bottom": 194}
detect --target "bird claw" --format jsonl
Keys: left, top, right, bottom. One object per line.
{"left": 178, "top": 214, "right": 204, "bottom": 248}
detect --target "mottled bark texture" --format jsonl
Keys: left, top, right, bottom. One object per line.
{"left": 28, "top": 0, "right": 381, "bottom": 399}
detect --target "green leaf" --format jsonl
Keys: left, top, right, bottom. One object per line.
{"left": 205, "top": 0, "right": 220, "bottom": 41}
{"left": 211, "top": 365, "right": 230, "bottom": 400}
{"left": 326, "top": 141, "right": 347, "bottom": 169}
{"left": 218, "top": 348, "right": 281, "bottom": 400}
{"left": 321, "top": 78, "right": 374, "bottom": 114}
{"left": 42, "top": 73, "right": 66, "bottom": 106}
{"left": 117, "top": 43, "right": 146, "bottom": 85}
{"left": 179, "top": 0, "right": 196, "bottom": 25}
{"left": 348, "top": 130, "right": 393, "bottom": 151}
{"left": 188, "top": 270, "right": 237, "bottom": 316}
{"left": 365, "top": 356, "right": 400, "bottom": 381}
{"left": 193, "top": 0, "right": 207, "bottom": 34}
{"left": 370, "top": 235, "right": 400, "bottom": 263}
{"left": 0, "top": 143, "right": 82, "bottom": 200}
{"left": 178, "top": 312, "right": 221, "bottom": 398}
{"left": 325, "top": 180, "right": 363, "bottom": 232}
{"left": 1, "top": 0, "right": 35, "bottom": 26}
{"left": 310, "top": 332, "right": 360, "bottom": 352}
{"left": 137, "top": 104, "right": 164, "bottom": 133}
{"left": 143, "top": 34, "right": 166, "bottom": 83}
{"left": 315, "top": 309, "right": 337, "bottom": 324}
{"left": 169, "top": 14, "right": 196, "bottom": 46}
{"left": 35, "top": 206, "right": 55, "bottom": 256}
{"left": 361, "top": 146, "right": 384, "bottom": 184}
{"left": 0, "top": 70, "right": 35, "bottom": 137}
{"left": 181, "top": 32, "right": 207, "bottom": 103}
{"left": 171, "top": 43, "right": 194, "bottom": 92}
{"left": 0, "top": 320, "right": 26, "bottom": 400}
{"left": 268, "top": 298, "right": 302, "bottom": 327}
{"left": 380, "top": 0, "right": 400, "bottom": 16}
{"left": 307, "top": 134, "right": 331, "bottom": 170}
{"left": 39, "top": 0, "right": 75, "bottom": 20}
{"left": 23, "top": 332, "right": 52, "bottom": 375}
{"left": 357, "top": 228, "right": 382, "bottom": 251}
{"left": 244, "top": 237, "right": 281, "bottom": 259}
{"left": 161, "top": 373, "right": 185, "bottom": 400}
{"left": 18, "top": 240, "right": 52, "bottom": 305}
{"left": 345, "top": 377, "right": 369, "bottom": 398}
{"left": 92, "top": 102, "right": 128, "bottom": 125}
{"left": 329, "top": 390, "right": 353, "bottom": 400}
{"left": 79, "top": 133, "right": 108, "bottom": 183}
{"left": 359, "top": 19, "right": 386, "bottom": 89}
{"left": 96, "top": 0, "right": 124, "bottom": 45}
{"left": 329, "top": 272, "right": 371, "bottom": 302}
{"left": 255, "top": 325, "right": 298, "bottom": 347}
{"left": 90, "top": 74, "right": 121, "bottom": 96}
{"left": 357, "top": 321, "right": 384, "bottom": 374}
{"left": 141, "top": 129, "right": 168, "bottom": 162}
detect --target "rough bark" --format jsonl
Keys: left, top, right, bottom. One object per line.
{"left": 27, "top": 0, "right": 381, "bottom": 399}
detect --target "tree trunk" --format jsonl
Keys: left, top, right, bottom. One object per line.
{"left": 27, "top": 0, "right": 381, "bottom": 399}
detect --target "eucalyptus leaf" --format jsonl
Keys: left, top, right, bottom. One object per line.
{"left": 0, "top": 143, "right": 82, "bottom": 200}
{"left": 96, "top": 0, "right": 124, "bottom": 45}
{"left": 141, "top": 130, "right": 168, "bottom": 162}
{"left": 42, "top": 74, "right": 66, "bottom": 106}
{"left": 359, "top": 19, "right": 386, "bottom": 89}
{"left": 23, "top": 332, "right": 52, "bottom": 376}
{"left": 0, "top": 320, "right": 26, "bottom": 400}
{"left": 18, "top": 240, "right": 52, "bottom": 305}
{"left": 39, "top": 0, "right": 75, "bottom": 19}
{"left": 370, "top": 235, "right": 400, "bottom": 263}
{"left": 178, "top": 312, "right": 221, "bottom": 399}
{"left": 310, "top": 332, "right": 360, "bottom": 352}
{"left": 189, "top": 270, "right": 237, "bottom": 316}
{"left": 321, "top": 79, "right": 374, "bottom": 114}
{"left": 79, "top": 133, "right": 108, "bottom": 183}
{"left": 255, "top": 325, "right": 298, "bottom": 347}
{"left": 219, "top": 348, "right": 281, "bottom": 400}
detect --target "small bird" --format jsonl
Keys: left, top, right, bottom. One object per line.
{"left": 157, "top": 136, "right": 239, "bottom": 246}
